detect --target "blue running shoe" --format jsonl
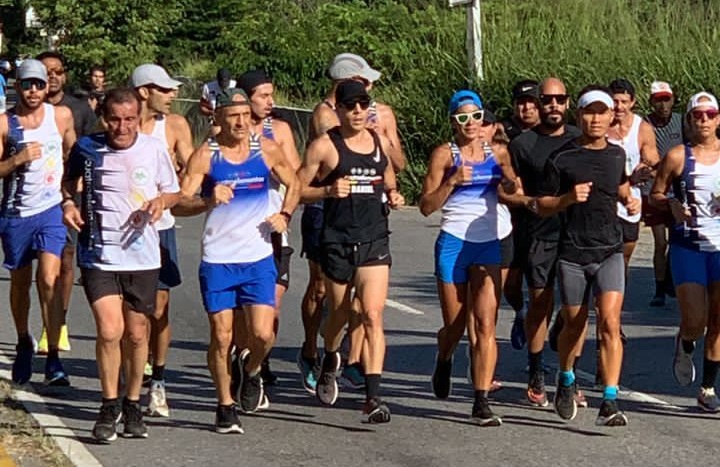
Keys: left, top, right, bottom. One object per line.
{"left": 296, "top": 350, "right": 320, "bottom": 395}
{"left": 12, "top": 339, "right": 34, "bottom": 384}
{"left": 340, "top": 362, "right": 366, "bottom": 390}
{"left": 45, "top": 358, "right": 70, "bottom": 386}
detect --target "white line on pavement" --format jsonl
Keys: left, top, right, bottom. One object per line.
{"left": 573, "top": 367, "right": 682, "bottom": 410}
{"left": 386, "top": 298, "right": 425, "bottom": 315}
{"left": 0, "top": 355, "right": 103, "bottom": 467}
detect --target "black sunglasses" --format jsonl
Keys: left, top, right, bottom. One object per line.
{"left": 19, "top": 79, "right": 47, "bottom": 91}
{"left": 539, "top": 94, "right": 569, "bottom": 105}
{"left": 340, "top": 98, "right": 371, "bottom": 110}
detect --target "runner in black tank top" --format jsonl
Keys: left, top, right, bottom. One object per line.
{"left": 297, "top": 80, "right": 404, "bottom": 423}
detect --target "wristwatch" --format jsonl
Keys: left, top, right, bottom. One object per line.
{"left": 527, "top": 197, "right": 539, "bottom": 214}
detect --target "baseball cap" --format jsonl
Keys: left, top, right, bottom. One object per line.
{"left": 335, "top": 80, "right": 370, "bottom": 105}
{"left": 0, "top": 60, "right": 11, "bottom": 72}
{"left": 609, "top": 78, "right": 636, "bottom": 98}
{"left": 237, "top": 70, "right": 272, "bottom": 96}
{"left": 215, "top": 88, "right": 249, "bottom": 109}
{"left": 483, "top": 109, "right": 497, "bottom": 123}
{"left": 16, "top": 59, "right": 47, "bottom": 82}
{"left": 130, "top": 64, "right": 182, "bottom": 90}
{"left": 650, "top": 81, "right": 673, "bottom": 98}
{"left": 577, "top": 89, "right": 614, "bottom": 110}
{"left": 328, "top": 53, "right": 381, "bottom": 83}
{"left": 686, "top": 92, "right": 719, "bottom": 113}
{"left": 448, "top": 90, "right": 483, "bottom": 115}
{"left": 511, "top": 79, "right": 539, "bottom": 101}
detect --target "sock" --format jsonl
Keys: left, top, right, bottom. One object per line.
{"left": 323, "top": 350, "right": 339, "bottom": 371}
{"left": 102, "top": 397, "right": 119, "bottom": 407}
{"left": 365, "top": 374, "right": 381, "bottom": 400}
{"left": 18, "top": 333, "right": 32, "bottom": 346}
{"left": 528, "top": 350, "right": 543, "bottom": 375}
{"left": 655, "top": 280, "right": 665, "bottom": 297}
{"left": 702, "top": 358, "right": 720, "bottom": 389}
{"left": 124, "top": 396, "right": 140, "bottom": 404}
{"left": 474, "top": 389, "right": 489, "bottom": 405}
{"left": 603, "top": 385, "right": 619, "bottom": 401}
{"left": 47, "top": 348, "right": 59, "bottom": 361}
{"left": 152, "top": 364, "right": 165, "bottom": 381}
{"left": 559, "top": 370, "right": 575, "bottom": 387}
{"left": 682, "top": 339, "right": 695, "bottom": 354}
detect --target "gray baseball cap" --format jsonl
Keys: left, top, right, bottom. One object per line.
{"left": 16, "top": 59, "right": 48, "bottom": 82}
{"left": 130, "top": 63, "right": 182, "bottom": 89}
{"left": 328, "top": 53, "right": 381, "bottom": 83}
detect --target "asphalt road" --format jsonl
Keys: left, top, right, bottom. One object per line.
{"left": 1, "top": 209, "right": 718, "bottom": 467}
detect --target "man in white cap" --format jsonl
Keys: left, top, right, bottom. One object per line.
{"left": 644, "top": 81, "right": 685, "bottom": 307}
{"left": 130, "top": 63, "right": 195, "bottom": 418}
{"left": 0, "top": 58, "right": 76, "bottom": 386}
{"left": 531, "top": 85, "right": 640, "bottom": 427}
{"left": 297, "top": 54, "right": 405, "bottom": 395}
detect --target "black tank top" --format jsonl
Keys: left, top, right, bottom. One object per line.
{"left": 321, "top": 127, "right": 389, "bottom": 244}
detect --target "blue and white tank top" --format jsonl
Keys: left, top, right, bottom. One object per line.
{"left": 200, "top": 135, "right": 273, "bottom": 263}
{"left": 2, "top": 104, "right": 63, "bottom": 217}
{"left": 670, "top": 144, "right": 720, "bottom": 252}
{"left": 441, "top": 141, "right": 510, "bottom": 243}
{"left": 608, "top": 114, "right": 642, "bottom": 222}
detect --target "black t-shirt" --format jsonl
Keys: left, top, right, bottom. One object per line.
{"left": 509, "top": 125, "right": 581, "bottom": 240}
{"left": 543, "top": 141, "right": 626, "bottom": 265}
{"left": 59, "top": 93, "right": 97, "bottom": 136}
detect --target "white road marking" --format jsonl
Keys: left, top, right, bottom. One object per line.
{"left": 386, "top": 298, "right": 425, "bottom": 315}
{"left": 0, "top": 355, "right": 103, "bottom": 467}
{"left": 572, "top": 367, "right": 682, "bottom": 410}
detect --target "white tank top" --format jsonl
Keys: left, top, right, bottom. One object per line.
{"left": 1, "top": 104, "right": 63, "bottom": 217}
{"left": 608, "top": 114, "right": 642, "bottom": 223}
{"left": 146, "top": 115, "right": 175, "bottom": 230}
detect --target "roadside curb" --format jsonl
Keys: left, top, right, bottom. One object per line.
{"left": 0, "top": 354, "right": 102, "bottom": 467}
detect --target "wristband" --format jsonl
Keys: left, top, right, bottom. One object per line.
{"left": 280, "top": 211, "right": 292, "bottom": 222}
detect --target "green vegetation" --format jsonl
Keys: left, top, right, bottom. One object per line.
{"left": 4, "top": 0, "right": 720, "bottom": 201}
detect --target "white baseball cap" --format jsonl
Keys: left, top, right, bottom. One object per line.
{"left": 130, "top": 64, "right": 182, "bottom": 89}
{"left": 16, "top": 59, "right": 47, "bottom": 82}
{"left": 650, "top": 81, "right": 673, "bottom": 98}
{"left": 327, "top": 53, "right": 381, "bottom": 83}
{"left": 686, "top": 92, "right": 719, "bottom": 113}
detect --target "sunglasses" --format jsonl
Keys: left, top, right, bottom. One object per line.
{"left": 452, "top": 110, "right": 484, "bottom": 125}
{"left": 19, "top": 79, "right": 47, "bottom": 91}
{"left": 540, "top": 94, "right": 569, "bottom": 105}
{"left": 47, "top": 68, "right": 65, "bottom": 76}
{"left": 340, "top": 99, "right": 371, "bottom": 110}
{"left": 691, "top": 109, "right": 720, "bottom": 120}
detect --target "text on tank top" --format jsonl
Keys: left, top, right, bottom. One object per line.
{"left": 200, "top": 134, "right": 273, "bottom": 263}
{"left": 320, "top": 127, "right": 388, "bottom": 244}
{"left": 2, "top": 103, "right": 63, "bottom": 217}
{"left": 608, "top": 114, "right": 642, "bottom": 222}
{"left": 670, "top": 144, "right": 720, "bottom": 252}
{"left": 441, "top": 141, "right": 507, "bottom": 243}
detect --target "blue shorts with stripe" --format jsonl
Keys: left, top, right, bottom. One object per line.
{"left": 199, "top": 255, "right": 277, "bottom": 313}
{"left": 0, "top": 204, "right": 66, "bottom": 270}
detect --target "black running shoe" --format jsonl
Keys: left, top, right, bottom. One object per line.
{"left": 231, "top": 348, "right": 249, "bottom": 402}
{"left": 92, "top": 402, "right": 122, "bottom": 443}
{"left": 261, "top": 357, "right": 277, "bottom": 386}
{"left": 595, "top": 399, "right": 628, "bottom": 426}
{"left": 553, "top": 382, "right": 577, "bottom": 421}
{"left": 316, "top": 351, "right": 341, "bottom": 406}
{"left": 215, "top": 404, "right": 244, "bottom": 434}
{"left": 527, "top": 371, "right": 548, "bottom": 407}
{"left": 470, "top": 398, "right": 502, "bottom": 427}
{"left": 431, "top": 354, "right": 452, "bottom": 399}
{"left": 364, "top": 397, "right": 391, "bottom": 423}
{"left": 548, "top": 311, "right": 563, "bottom": 353}
{"left": 240, "top": 370, "right": 264, "bottom": 414}
{"left": 122, "top": 398, "right": 148, "bottom": 438}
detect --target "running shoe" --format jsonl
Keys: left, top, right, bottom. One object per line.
{"left": 340, "top": 362, "right": 366, "bottom": 390}
{"left": 122, "top": 398, "right": 148, "bottom": 438}
{"left": 511, "top": 316, "right": 526, "bottom": 350}
{"left": 12, "top": 338, "right": 34, "bottom": 384}
{"left": 526, "top": 371, "right": 548, "bottom": 407}
{"left": 548, "top": 311, "right": 563, "bottom": 352}
{"left": 232, "top": 348, "right": 250, "bottom": 402}
{"left": 92, "top": 401, "right": 122, "bottom": 443}
{"left": 257, "top": 393, "right": 270, "bottom": 411}
{"left": 490, "top": 379, "right": 503, "bottom": 392}
{"left": 58, "top": 324, "right": 71, "bottom": 352}
{"left": 37, "top": 327, "right": 48, "bottom": 355}
{"left": 672, "top": 334, "right": 695, "bottom": 387}
{"left": 239, "top": 370, "right": 264, "bottom": 414}
{"left": 296, "top": 350, "right": 320, "bottom": 394}
{"left": 44, "top": 358, "right": 70, "bottom": 387}
{"left": 470, "top": 398, "right": 502, "bottom": 427}
{"left": 215, "top": 404, "right": 244, "bottom": 434}
{"left": 261, "top": 356, "right": 277, "bottom": 386}
{"left": 595, "top": 399, "right": 628, "bottom": 426}
{"left": 574, "top": 382, "right": 589, "bottom": 408}
{"left": 316, "top": 351, "right": 341, "bottom": 406}
{"left": 554, "top": 381, "right": 577, "bottom": 421}
{"left": 146, "top": 380, "right": 170, "bottom": 417}
{"left": 364, "top": 397, "right": 391, "bottom": 424}
{"left": 649, "top": 294, "right": 665, "bottom": 307}
{"left": 431, "top": 354, "right": 453, "bottom": 399}
{"left": 697, "top": 387, "right": 720, "bottom": 413}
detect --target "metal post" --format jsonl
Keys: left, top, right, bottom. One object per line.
{"left": 467, "top": 0, "right": 483, "bottom": 81}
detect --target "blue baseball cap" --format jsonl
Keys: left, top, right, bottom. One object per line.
{"left": 448, "top": 90, "right": 483, "bottom": 115}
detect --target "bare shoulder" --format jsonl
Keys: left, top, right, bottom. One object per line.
{"left": 166, "top": 113, "right": 191, "bottom": 129}
{"left": 54, "top": 104, "right": 74, "bottom": 122}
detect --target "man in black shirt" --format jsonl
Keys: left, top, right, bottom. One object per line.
{"left": 509, "top": 77, "right": 580, "bottom": 408}
{"left": 533, "top": 86, "right": 640, "bottom": 427}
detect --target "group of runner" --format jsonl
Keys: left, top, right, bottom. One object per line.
{"left": 2, "top": 50, "right": 720, "bottom": 442}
